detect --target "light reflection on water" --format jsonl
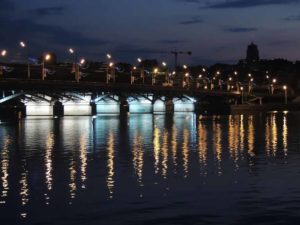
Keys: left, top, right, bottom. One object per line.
{"left": 1, "top": 113, "right": 300, "bottom": 224}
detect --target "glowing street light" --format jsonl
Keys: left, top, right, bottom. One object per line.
{"left": 162, "top": 62, "right": 167, "bottom": 67}
{"left": 272, "top": 78, "right": 277, "bottom": 84}
{"left": 240, "top": 86, "right": 244, "bottom": 104}
{"left": 106, "top": 53, "right": 112, "bottom": 59}
{"left": 1, "top": 50, "right": 7, "bottom": 57}
{"left": 19, "top": 41, "right": 32, "bottom": 79}
{"left": 80, "top": 58, "right": 85, "bottom": 65}
{"left": 137, "top": 58, "right": 142, "bottom": 63}
{"left": 183, "top": 65, "right": 188, "bottom": 70}
{"left": 283, "top": 85, "right": 288, "bottom": 104}
{"left": 69, "top": 48, "right": 75, "bottom": 54}
{"left": 20, "top": 41, "right": 26, "bottom": 48}
{"left": 42, "top": 54, "right": 51, "bottom": 80}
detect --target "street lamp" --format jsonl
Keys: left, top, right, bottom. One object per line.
{"left": 42, "top": 54, "right": 51, "bottom": 80}
{"left": 283, "top": 85, "right": 288, "bottom": 104}
{"left": 137, "top": 58, "right": 145, "bottom": 84}
{"left": 162, "top": 61, "right": 169, "bottom": 84}
{"left": 152, "top": 68, "right": 158, "bottom": 85}
{"left": 1, "top": 50, "right": 7, "bottom": 57}
{"left": 20, "top": 41, "right": 31, "bottom": 79}
{"left": 271, "top": 78, "right": 277, "bottom": 94}
{"left": 240, "top": 86, "right": 244, "bottom": 104}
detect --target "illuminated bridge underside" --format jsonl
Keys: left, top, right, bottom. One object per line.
{"left": 1, "top": 92, "right": 197, "bottom": 116}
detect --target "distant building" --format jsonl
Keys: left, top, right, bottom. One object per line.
{"left": 246, "top": 42, "right": 260, "bottom": 64}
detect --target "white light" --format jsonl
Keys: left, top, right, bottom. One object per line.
{"left": 20, "top": 41, "right": 26, "bottom": 48}
{"left": 69, "top": 48, "right": 74, "bottom": 54}
{"left": 162, "top": 62, "right": 167, "bottom": 67}
{"left": 202, "top": 68, "right": 206, "bottom": 72}
{"left": 107, "top": 54, "right": 112, "bottom": 59}
{"left": 185, "top": 73, "right": 189, "bottom": 77}
{"left": 137, "top": 58, "right": 142, "bottom": 63}
{"left": 172, "top": 71, "right": 176, "bottom": 75}
{"left": 133, "top": 66, "right": 137, "bottom": 70}
{"left": 1, "top": 50, "right": 7, "bottom": 56}
{"left": 80, "top": 58, "right": 85, "bottom": 64}
{"left": 45, "top": 54, "right": 51, "bottom": 61}
{"left": 183, "top": 65, "right": 188, "bottom": 69}
{"left": 109, "top": 62, "right": 114, "bottom": 67}
{"left": 199, "top": 74, "right": 202, "bottom": 78}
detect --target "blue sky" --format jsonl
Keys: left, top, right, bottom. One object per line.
{"left": 1, "top": 0, "right": 300, "bottom": 65}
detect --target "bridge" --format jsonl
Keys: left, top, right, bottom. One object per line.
{"left": 0, "top": 63, "right": 294, "bottom": 118}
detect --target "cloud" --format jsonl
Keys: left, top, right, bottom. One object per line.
{"left": 205, "top": 0, "right": 300, "bottom": 9}
{"left": 0, "top": 16, "right": 109, "bottom": 49}
{"left": 179, "top": 16, "right": 203, "bottom": 25}
{"left": 158, "top": 39, "right": 185, "bottom": 44}
{"left": 224, "top": 27, "right": 258, "bottom": 32}
{"left": 30, "top": 6, "right": 66, "bottom": 17}
{"left": 283, "top": 15, "right": 300, "bottom": 21}
{"left": 0, "top": 0, "right": 15, "bottom": 12}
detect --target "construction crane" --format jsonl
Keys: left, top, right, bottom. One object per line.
{"left": 171, "top": 50, "right": 192, "bottom": 70}
{"left": 116, "top": 49, "right": 192, "bottom": 70}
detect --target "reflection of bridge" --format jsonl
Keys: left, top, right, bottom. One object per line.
{"left": 0, "top": 78, "right": 292, "bottom": 117}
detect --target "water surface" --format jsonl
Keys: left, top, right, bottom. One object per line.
{"left": 1, "top": 113, "right": 300, "bottom": 225}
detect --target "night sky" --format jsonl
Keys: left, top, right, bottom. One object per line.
{"left": 1, "top": 0, "right": 300, "bottom": 65}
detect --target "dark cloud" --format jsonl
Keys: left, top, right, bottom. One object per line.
{"left": 0, "top": 16, "right": 109, "bottom": 53}
{"left": 30, "top": 6, "right": 66, "bottom": 17}
{"left": 224, "top": 27, "right": 258, "bottom": 32}
{"left": 283, "top": 15, "right": 300, "bottom": 21}
{"left": 179, "top": 16, "right": 203, "bottom": 25}
{"left": 158, "top": 40, "right": 185, "bottom": 44}
{"left": 0, "top": 0, "right": 15, "bottom": 12}
{"left": 205, "top": 0, "right": 300, "bottom": 9}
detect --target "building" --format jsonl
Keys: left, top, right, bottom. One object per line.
{"left": 246, "top": 42, "right": 260, "bottom": 64}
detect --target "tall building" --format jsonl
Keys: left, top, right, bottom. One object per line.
{"left": 246, "top": 42, "right": 259, "bottom": 64}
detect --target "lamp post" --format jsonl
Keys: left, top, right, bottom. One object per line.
{"left": 106, "top": 53, "right": 115, "bottom": 84}
{"left": 182, "top": 65, "right": 188, "bottom": 88}
{"left": 20, "top": 41, "right": 31, "bottom": 79}
{"left": 0, "top": 50, "right": 7, "bottom": 77}
{"left": 240, "top": 87, "right": 244, "bottom": 104}
{"left": 283, "top": 85, "right": 288, "bottom": 104}
{"left": 137, "top": 58, "right": 145, "bottom": 84}
{"left": 153, "top": 68, "right": 158, "bottom": 85}
{"left": 271, "top": 78, "right": 277, "bottom": 94}
{"left": 162, "top": 61, "right": 168, "bottom": 85}
{"left": 42, "top": 54, "right": 51, "bottom": 80}
{"left": 234, "top": 71, "right": 239, "bottom": 91}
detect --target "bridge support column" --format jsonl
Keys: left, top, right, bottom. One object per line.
{"left": 153, "top": 98, "right": 175, "bottom": 114}
{"left": 165, "top": 100, "right": 174, "bottom": 114}
{"left": 53, "top": 101, "right": 64, "bottom": 117}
